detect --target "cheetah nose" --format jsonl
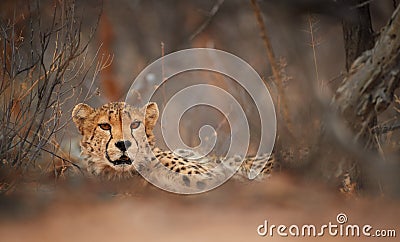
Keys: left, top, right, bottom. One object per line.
{"left": 115, "top": 140, "right": 131, "bottom": 152}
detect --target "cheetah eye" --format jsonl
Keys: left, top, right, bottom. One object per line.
{"left": 98, "top": 123, "right": 111, "bottom": 130}
{"left": 130, "top": 121, "right": 141, "bottom": 129}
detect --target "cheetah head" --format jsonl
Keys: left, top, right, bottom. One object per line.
{"left": 72, "top": 102, "right": 159, "bottom": 178}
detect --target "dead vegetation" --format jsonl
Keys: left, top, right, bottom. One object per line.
{"left": 0, "top": 0, "right": 103, "bottom": 189}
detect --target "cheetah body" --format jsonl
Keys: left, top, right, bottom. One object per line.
{"left": 72, "top": 102, "right": 274, "bottom": 191}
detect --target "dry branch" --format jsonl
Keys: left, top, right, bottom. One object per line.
{"left": 189, "top": 0, "right": 225, "bottom": 41}
{"left": 333, "top": 5, "right": 400, "bottom": 148}
{"left": 250, "top": 0, "right": 294, "bottom": 137}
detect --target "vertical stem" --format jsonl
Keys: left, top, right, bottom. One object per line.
{"left": 308, "top": 15, "right": 321, "bottom": 90}
{"left": 250, "top": 0, "right": 294, "bottom": 137}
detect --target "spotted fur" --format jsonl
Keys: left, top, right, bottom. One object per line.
{"left": 72, "top": 102, "right": 275, "bottom": 188}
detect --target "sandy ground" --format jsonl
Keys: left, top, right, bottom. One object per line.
{"left": 0, "top": 173, "right": 398, "bottom": 242}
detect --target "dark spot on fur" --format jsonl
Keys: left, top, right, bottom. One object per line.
{"left": 196, "top": 181, "right": 206, "bottom": 189}
{"left": 175, "top": 168, "right": 181, "bottom": 173}
{"left": 173, "top": 157, "right": 179, "bottom": 160}
{"left": 182, "top": 176, "right": 190, "bottom": 186}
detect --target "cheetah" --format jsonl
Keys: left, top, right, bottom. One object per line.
{"left": 72, "top": 102, "right": 274, "bottom": 192}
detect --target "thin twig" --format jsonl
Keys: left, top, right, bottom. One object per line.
{"left": 307, "top": 14, "right": 322, "bottom": 90}
{"left": 372, "top": 122, "right": 400, "bottom": 134}
{"left": 22, "top": 135, "right": 83, "bottom": 172}
{"left": 189, "top": 0, "right": 224, "bottom": 41}
{"left": 351, "top": 0, "right": 375, "bottom": 9}
{"left": 249, "top": 0, "right": 294, "bottom": 137}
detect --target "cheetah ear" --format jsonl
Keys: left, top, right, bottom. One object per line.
{"left": 72, "top": 103, "right": 94, "bottom": 134}
{"left": 144, "top": 102, "right": 159, "bottom": 130}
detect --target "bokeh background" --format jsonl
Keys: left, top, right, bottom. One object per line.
{"left": 0, "top": 0, "right": 399, "bottom": 241}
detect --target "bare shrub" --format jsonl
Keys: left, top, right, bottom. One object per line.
{"left": 0, "top": 0, "right": 103, "bottom": 189}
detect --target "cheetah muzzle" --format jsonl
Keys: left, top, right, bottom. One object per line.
{"left": 111, "top": 155, "right": 132, "bottom": 166}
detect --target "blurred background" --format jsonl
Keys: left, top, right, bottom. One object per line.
{"left": 0, "top": 0, "right": 399, "bottom": 241}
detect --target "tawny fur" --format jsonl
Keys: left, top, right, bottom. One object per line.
{"left": 72, "top": 102, "right": 274, "bottom": 191}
